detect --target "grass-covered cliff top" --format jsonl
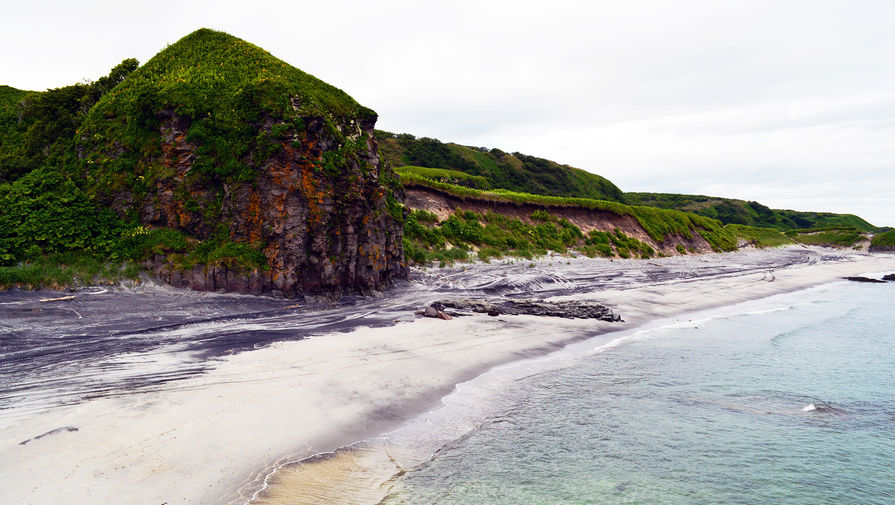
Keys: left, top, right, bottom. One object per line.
{"left": 376, "top": 130, "right": 625, "bottom": 203}
{"left": 626, "top": 192, "right": 880, "bottom": 232}
{"left": 400, "top": 170, "right": 738, "bottom": 252}
{"left": 79, "top": 28, "right": 376, "bottom": 183}
{"left": 89, "top": 28, "right": 371, "bottom": 123}
{"left": 394, "top": 165, "right": 490, "bottom": 189}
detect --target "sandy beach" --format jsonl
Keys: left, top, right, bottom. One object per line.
{"left": 1, "top": 247, "right": 894, "bottom": 505}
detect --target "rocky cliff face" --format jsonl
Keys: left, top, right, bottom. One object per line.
{"left": 134, "top": 111, "right": 405, "bottom": 297}
{"left": 75, "top": 29, "right": 407, "bottom": 298}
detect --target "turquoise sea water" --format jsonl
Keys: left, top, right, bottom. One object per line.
{"left": 383, "top": 281, "right": 895, "bottom": 504}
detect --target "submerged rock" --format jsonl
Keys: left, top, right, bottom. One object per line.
{"left": 436, "top": 298, "right": 622, "bottom": 321}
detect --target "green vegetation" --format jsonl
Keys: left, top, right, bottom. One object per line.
{"left": 403, "top": 209, "right": 583, "bottom": 264}
{"left": 79, "top": 28, "right": 374, "bottom": 188}
{"left": 0, "top": 168, "right": 128, "bottom": 264}
{"left": 0, "top": 29, "right": 369, "bottom": 288}
{"left": 3, "top": 28, "right": 890, "bottom": 291}
{"left": 400, "top": 173, "right": 737, "bottom": 252}
{"left": 726, "top": 224, "right": 797, "bottom": 248}
{"left": 626, "top": 192, "right": 880, "bottom": 232}
{"left": 871, "top": 229, "right": 895, "bottom": 248}
{"left": 1, "top": 64, "right": 154, "bottom": 288}
{"left": 578, "top": 229, "right": 655, "bottom": 259}
{"left": 376, "top": 130, "right": 625, "bottom": 202}
{"left": 119, "top": 226, "right": 267, "bottom": 270}
{"left": 378, "top": 132, "right": 881, "bottom": 235}
{"left": 394, "top": 165, "right": 490, "bottom": 189}
{"left": 0, "top": 60, "right": 138, "bottom": 183}
{"left": 785, "top": 227, "right": 865, "bottom": 247}
{"left": 403, "top": 208, "right": 664, "bottom": 266}
{"left": 0, "top": 252, "right": 142, "bottom": 290}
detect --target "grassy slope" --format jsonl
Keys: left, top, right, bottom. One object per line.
{"left": 376, "top": 130, "right": 625, "bottom": 203}
{"left": 726, "top": 224, "right": 796, "bottom": 248}
{"left": 871, "top": 229, "right": 895, "bottom": 248}
{"left": 626, "top": 192, "right": 879, "bottom": 232}
{"left": 403, "top": 208, "right": 658, "bottom": 265}
{"left": 785, "top": 227, "right": 866, "bottom": 247}
{"left": 401, "top": 173, "right": 737, "bottom": 252}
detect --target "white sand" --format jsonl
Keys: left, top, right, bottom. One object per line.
{"left": 2, "top": 252, "right": 893, "bottom": 505}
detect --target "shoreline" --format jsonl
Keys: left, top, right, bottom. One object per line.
{"left": 1, "top": 248, "right": 893, "bottom": 505}
{"left": 247, "top": 278, "right": 865, "bottom": 504}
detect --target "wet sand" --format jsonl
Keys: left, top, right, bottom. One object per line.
{"left": 1, "top": 247, "right": 893, "bottom": 505}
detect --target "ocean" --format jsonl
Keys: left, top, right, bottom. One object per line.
{"left": 370, "top": 279, "right": 895, "bottom": 504}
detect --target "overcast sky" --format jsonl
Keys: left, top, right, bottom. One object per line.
{"left": 3, "top": 1, "right": 894, "bottom": 225}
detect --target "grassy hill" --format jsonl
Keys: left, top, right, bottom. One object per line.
{"left": 626, "top": 192, "right": 880, "bottom": 232}
{"left": 78, "top": 28, "right": 374, "bottom": 187}
{"left": 375, "top": 130, "right": 625, "bottom": 203}
{"left": 375, "top": 131, "right": 881, "bottom": 233}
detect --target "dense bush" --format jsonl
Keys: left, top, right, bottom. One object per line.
{"left": 0, "top": 59, "right": 138, "bottom": 182}
{"left": 375, "top": 130, "right": 625, "bottom": 202}
{"left": 0, "top": 168, "right": 127, "bottom": 264}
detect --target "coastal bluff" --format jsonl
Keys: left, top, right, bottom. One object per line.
{"left": 77, "top": 29, "right": 406, "bottom": 297}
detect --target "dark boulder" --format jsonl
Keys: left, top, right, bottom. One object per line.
{"left": 843, "top": 276, "right": 886, "bottom": 283}
{"left": 436, "top": 298, "right": 622, "bottom": 322}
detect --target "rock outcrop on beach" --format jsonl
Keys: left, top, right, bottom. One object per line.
{"left": 434, "top": 298, "right": 622, "bottom": 321}
{"left": 75, "top": 29, "right": 406, "bottom": 297}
